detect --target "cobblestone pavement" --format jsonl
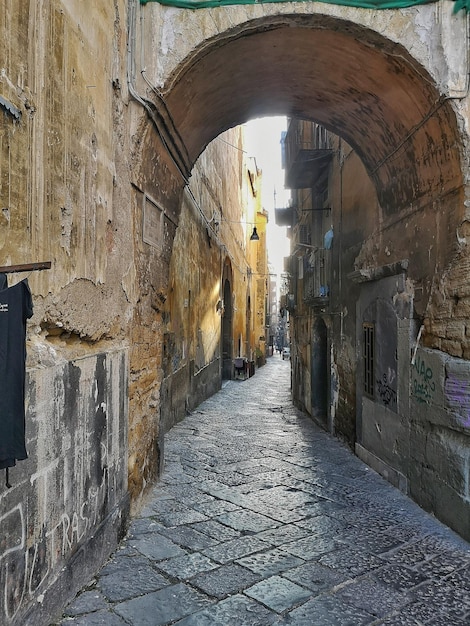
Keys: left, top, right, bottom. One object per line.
{"left": 55, "top": 356, "right": 470, "bottom": 626}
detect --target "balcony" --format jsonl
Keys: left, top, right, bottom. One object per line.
{"left": 302, "top": 248, "right": 330, "bottom": 308}
{"left": 285, "top": 148, "right": 333, "bottom": 190}
{"left": 284, "top": 120, "right": 333, "bottom": 190}
{"left": 283, "top": 255, "right": 294, "bottom": 274}
{"left": 275, "top": 206, "right": 294, "bottom": 227}
{"left": 280, "top": 292, "right": 296, "bottom": 313}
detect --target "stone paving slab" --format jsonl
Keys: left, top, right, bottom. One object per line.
{"left": 244, "top": 575, "right": 312, "bottom": 612}
{"left": 53, "top": 357, "right": 470, "bottom": 625}
{"left": 97, "top": 555, "right": 169, "bottom": 602}
{"left": 112, "top": 583, "right": 213, "bottom": 626}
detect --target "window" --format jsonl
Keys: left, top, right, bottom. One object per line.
{"left": 363, "top": 323, "right": 375, "bottom": 398}
{"left": 142, "top": 194, "right": 163, "bottom": 249}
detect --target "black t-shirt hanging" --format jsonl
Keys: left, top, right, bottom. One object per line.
{"left": 0, "top": 275, "right": 34, "bottom": 470}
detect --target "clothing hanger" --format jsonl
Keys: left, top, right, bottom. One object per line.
{"left": 0, "top": 261, "right": 51, "bottom": 273}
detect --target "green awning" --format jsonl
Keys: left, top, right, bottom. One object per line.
{"left": 141, "top": 0, "right": 465, "bottom": 12}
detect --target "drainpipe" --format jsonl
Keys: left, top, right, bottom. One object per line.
{"left": 127, "top": 0, "right": 190, "bottom": 182}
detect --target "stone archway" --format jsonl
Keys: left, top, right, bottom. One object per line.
{"left": 131, "top": 4, "right": 468, "bottom": 509}
{"left": 134, "top": 4, "right": 465, "bottom": 427}
{"left": 136, "top": 10, "right": 465, "bottom": 310}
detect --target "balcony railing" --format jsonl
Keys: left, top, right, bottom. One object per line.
{"left": 302, "top": 248, "right": 330, "bottom": 307}
{"left": 275, "top": 206, "right": 294, "bottom": 227}
{"left": 284, "top": 120, "right": 333, "bottom": 190}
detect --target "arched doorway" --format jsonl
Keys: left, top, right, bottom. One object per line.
{"left": 246, "top": 291, "right": 252, "bottom": 360}
{"left": 221, "top": 277, "right": 233, "bottom": 380}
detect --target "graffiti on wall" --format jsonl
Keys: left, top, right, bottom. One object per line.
{"left": 411, "top": 354, "right": 436, "bottom": 404}
{"left": 445, "top": 372, "right": 470, "bottom": 428}
{"left": 0, "top": 350, "right": 128, "bottom": 624}
{"left": 411, "top": 349, "right": 470, "bottom": 428}
{"left": 376, "top": 370, "right": 397, "bottom": 407}
{"left": 0, "top": 460, "right": 110, "bottom": 623}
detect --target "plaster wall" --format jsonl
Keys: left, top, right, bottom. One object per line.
{"left": 1, "top": 2, "right": 133, "bottom": 623}
{"left": 140, "top": 0, "right": 468, "bottom": 103}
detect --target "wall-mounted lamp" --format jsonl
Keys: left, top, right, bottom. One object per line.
{"left": 250, "top": 227, "right": 260, "bottom": 241}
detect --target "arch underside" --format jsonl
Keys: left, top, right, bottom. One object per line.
{"left": 162, "top": 15, "right": 463, "bottom": 213}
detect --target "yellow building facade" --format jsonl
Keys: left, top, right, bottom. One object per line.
{"left": 161, "top": 127, "right": 268, "bottom": 432}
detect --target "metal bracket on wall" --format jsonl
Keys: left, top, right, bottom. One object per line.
{"left": 0, "top": 261, "right": 51, "bottom": 273}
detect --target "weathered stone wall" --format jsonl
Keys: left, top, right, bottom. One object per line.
{"left": 288, "top": 123, "right": 470, "bottom": 540}
{"left": 409, "top": 347, "right": 470, "bottom": 540}
{"left": 1, "top": 351, "right": 129, "bottom": 626}
{"left": 355, "top": 274, "right": 414, "bottom": 480}
{"left": 290, "top": 139, "right": 381, "bottom": 439}
{"left": 330, "top": 141, "right": 381, "bottom": 440}
{"left": 159, "top": 182, "right": 224, "bottom": 431}
{"left": 1, "top": 2, "right": 133, "bottom": 623}
{"left": 338, "top": 141, "right": 470, "bottom": 540}
{"left": 125, "top": 179, "right": 178, "bottom": 503}
{"left": 140, "top": 0, "right": 468, "bottom": 105}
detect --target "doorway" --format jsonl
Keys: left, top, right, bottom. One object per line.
{"left": 311, "top": 317, "right": 328, "bottom": 424}
{"left": 221, "top": 278, "right": 233, "bottom": 379}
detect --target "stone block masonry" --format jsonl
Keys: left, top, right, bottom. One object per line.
{"left": 0, "top": 349, "right": 130, "bottom": 626}
{"left": 410, "top": 347, "right": 470, "bottom": 540}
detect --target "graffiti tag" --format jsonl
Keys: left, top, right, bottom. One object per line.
{"left": 412, "top": 354, "right": 435, "bottom": 404}
{"left": 376, "top": 373, "right": 397, "bottom": 407}
{"left": 0, "top": 462, "right": 109, "bottom": 622}
{"left": 444, "top": 373, "right": 470, "bottom": 428}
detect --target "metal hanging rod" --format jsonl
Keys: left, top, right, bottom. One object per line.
{"left": 0, "top": 261, "right": 52, "bottom": 274}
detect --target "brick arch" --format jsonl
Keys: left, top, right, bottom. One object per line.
{"left": 161, "top": 14, "right": 463, "bottom": 215}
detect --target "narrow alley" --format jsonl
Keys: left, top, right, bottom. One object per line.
{"left": 55, "top": 357, "right": 470, "bottom": 626}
